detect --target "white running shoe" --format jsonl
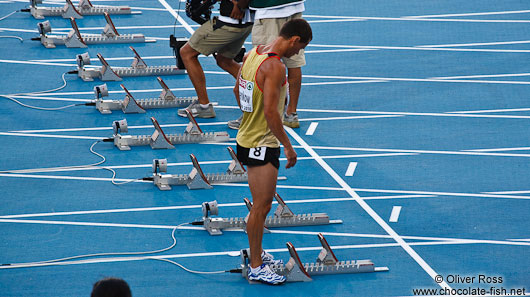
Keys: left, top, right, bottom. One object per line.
{"left": 262, "top": 250, "right": 283, "bottom": 266}
{"left": 247, "top": 263, "right": 286, "bottom": 285}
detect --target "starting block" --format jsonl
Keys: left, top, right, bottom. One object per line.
{"left": 201, "top": 193, "right": 341, "bottom": 236}
{"left": 28, "top": 0, "right": 139, "bottom": 19}
{"left": 240, "top": 234, "right": 389, "bottom": 283}
{"left": 36, "top": 14, "right": 154, "bottom": 48}
{"left": 76, "top": 47, "right": 185, "bottom": 82}
{"left": 93, "top": 78, "right": 197, "bottom": 114}
{"left": 111, "top": 113, "right": 229, "bottom": 150}
{"left": 151, "top": 147, "right": 248, "bottom": 190}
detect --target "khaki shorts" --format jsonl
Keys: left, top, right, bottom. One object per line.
{"left": 252, "top": 12, "right": 305, "bottom": 68}
{"left": 189, "top": 18, "right": 252, "bottom": 59}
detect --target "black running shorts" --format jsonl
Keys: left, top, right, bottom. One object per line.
{"left": 236, "top": 143, "right": 280, "bottom": 170}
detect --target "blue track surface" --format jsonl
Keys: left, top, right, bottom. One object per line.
{"left": 0, "top": 1, "right": 529, "bottom": 296}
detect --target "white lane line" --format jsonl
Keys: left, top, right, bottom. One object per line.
{"left": 465, "top": 147, "right": 530, "bottom": 152}
{"left": 389, "top": 206, "right": 402, "bottom": 223}
{"left": 404, "top": 9, "right": 530, "bottom": 19}
{"left": 158, "top": 0, "right": 194, "bottom": 35}
{"left": 304, "top": 14, "right": 530, "bottom": 23}
{"left": 2, "top": 131, "right": 530, "bottom": 159}
{"left": 6, "top": 105, "right": 529, "bottom": 134}
{"left": 0, "top": 132, "right": 102, "bottom": 140}
{"left": 418, "top": 40, "right": 530, "bottom": 48}
{"left": 0, "top": 240, "right": 503, "bottom": 270}
{"left": 433, "top": 73, "right": 530, "bottom": 80}
{"left": 1, "top": 218, "right": 529, "bottom": 249}
{"left": 345, "top": 162, "right": 358, "bottom": 176}
{"left": 284, "top": 127, "right": 451, "bottom": 290}
{"left": 0, "top": 195, "right": 434, "bottom": 219}
{"left": 353, "top": 187, "right": 530, "bottom": 200}
{"left": 485, "top": 190, "right": 530, "bottom": 195}
{"left": 307, "top": 145, "right": 530, "bottom": 158}
{"left": 448, "top": 108, "right": 530, "bottom": 114}
{"left": 0, "top": 170, "right": 528, "bottom": 200}
{"left": 0, "top": 153, "right": 413, "bottom": 175}
{"left": 305, "top": 122, "right": 319, "bottom": 135}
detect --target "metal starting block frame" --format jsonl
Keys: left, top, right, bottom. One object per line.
{"left": 29, "top": 0, "right": 139, "bottom": 19}
{"left": 152, "top": 147, "right": 247, "bottom": 191}
{"left": 112, "top": 113, "right": 229, "bottom": 150}
{"left": 37, "top": 14, "right": 153, "bottom": 48}
{"left": 77, "top": 47, "right": 185, "bottom": 81}
{"left": 240, "top": 233, "right": 389, "bottom": 283}
{"left": 95, "top": 78, "right": 197, "bottom": 114}
{"left": 202, "top": 193, "right": 341, "bottom": 235}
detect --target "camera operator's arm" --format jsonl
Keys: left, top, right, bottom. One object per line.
{"left": 230, "top": 0, "right": 249, "bottom": 19}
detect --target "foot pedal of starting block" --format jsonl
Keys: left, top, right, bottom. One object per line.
{"left": 120, "top": 84, "right": 146, "bottom": 114}
{"left": 227, "top": 146, "right": 245, "bottom": 174}
{"left": 97, "top": 53, "right": 122, "bottom": 81}
{"left": 63, "top": 0, "right": 83, "bottom": 19}
{"left": 187, "top": 154, "right": 213, "bottom": 190}
{"left": 150, "top": 117, "right": 175, "bottom": 149}
{"left": 102, "top": 12, "right": 119, "bottom": 37}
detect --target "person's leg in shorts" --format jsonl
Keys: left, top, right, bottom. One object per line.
{"left": 179, "top": 20, "right": 251, "bottom": 117}
{"left": 252, "top": 13, "right": 305, "bottom": 128}
{"left": 236, "top": 145, "right": 282, "bottom": 271}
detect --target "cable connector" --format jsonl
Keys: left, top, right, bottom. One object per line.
{"left": 102, "top": 138, "right": 114, "bottom": 143}
{"left": 21, "top": 8, "right": 30, "bottom": 12}
{"left": 228, "top": 268, "right": 242, "bottom": 273}
{"left": 67, "top": 70, "right": 78, "bottom": 74}
{"left": 84, "top": 102, "right": 96, "bottom": 106}
{"left": 190, "top": 220, "right": 204, "bottom": 226}
{"left": 142, "top": 177, "right": 154, "bottom": 181}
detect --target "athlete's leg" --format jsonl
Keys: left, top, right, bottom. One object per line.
{"left": 246, "top": 162, "right": 278, "bottom": 268}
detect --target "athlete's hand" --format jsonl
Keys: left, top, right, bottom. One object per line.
{"left": 230, "top": 0, "right": 244, "bottom": 19}
{"left": 284, "top": 146, "right": 297, "bottom": 169}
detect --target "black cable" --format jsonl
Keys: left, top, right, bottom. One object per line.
{"left": 173, "top": 0, "right": 182, "bottom": 36}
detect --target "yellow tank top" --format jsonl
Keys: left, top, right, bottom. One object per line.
{"left": 236, "top": 46, "right": 287, "bottom": 148}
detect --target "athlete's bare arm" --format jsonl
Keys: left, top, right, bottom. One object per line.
{"left": 257, "top": 58, "right": 297, "bottom": 168}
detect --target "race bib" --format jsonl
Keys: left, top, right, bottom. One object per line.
{"left": 249, "top": 147, "right": 266, "bottom": 161}
{"left": 238, "top": 76, "right": 254, "bottom": 112}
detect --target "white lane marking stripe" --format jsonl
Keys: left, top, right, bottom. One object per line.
{"left": 157, "top": 0, "right": 194, "bottom": 35}
{"left": 389, "top": 206, "right": 402, "bottom": 222}
{"left": 0, "top": 195, "right": 435, "bottom": 219}
{"left": 284, "top": 127, "right": 451, "bottom": 290}
{"left": 0, "top": 132, "right": 102, "bottom": 140}
{"left": 465, "top": 147, "right": 530, "bottom": 152}
{"left": 448, "top": 108, "right": 530, "bottom": 114}
{"left": 345, "top": 162, "right": 358, "bottom": 176}
{"left": 305, "top": 122, "right": 319, "bottom": 135}
{"left": 1, "top": 240, "right": 515, "bottom": 270}
{"left": 419, "top": 40, "right": 530, "bottom": 48}
{"left": 3, "top": 131, "right": 530, "bottom": 159}
{"left": 0, "top": 171, "right": 528, "bottom": 200}
{"left": 404, "top": 9, "right": 530, "bottom": 19}
{"left": 1, "top": 218, "right": 529, "bottom": 248}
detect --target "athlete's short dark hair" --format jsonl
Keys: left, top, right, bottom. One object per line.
{"left": 91, "top": 278, "right": 132, "bottom": 297}
{"left": 279, "top": 18, "right": 312, "bottom": 44}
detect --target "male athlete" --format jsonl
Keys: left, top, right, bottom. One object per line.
{"left": 234, "top": 18, "right": 312, "bottom": 285}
